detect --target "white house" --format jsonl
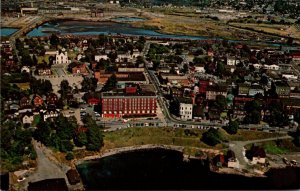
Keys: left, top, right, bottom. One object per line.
{"left": 228, "top": 159, "right": 240, "bottom": 169}
{"left": 132, "top": 49, "right": 140, "bottom": 58}
{"left": 21, "top": 66, "right": 30, "bottom": 73}
{"left": 194, "top": 64, "right": 205, "bottom": 73}
{"left": 22, "top": 113, "right": 34, "bottom": 124}
{"left": 116, "top": 52, "right": 132, "bottom": 62}
{"left": 55, "top": 49, "right": 69, "bottom": 64}
{"left": 282, "top": 73, "right": 298, "bottom": 81}
{"left": 179, "top": 98, "right": 193, "bottom": 120}
{"left": 252, "top": 63, "right": 263, "bottom": 69}
{"left": 264, "top": 64, "right": 279, "bottom": 70}
{"left": 95, "top": 54, "right": 109, "bottom": 62}
{"left": 227, "top": 57, "right": 239, "bottom": 66}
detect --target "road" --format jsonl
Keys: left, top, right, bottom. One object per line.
{"left": 19, "top": 140, "right": 70, "bottom": 190}
{"left": 229, "top": 135, "right": 292, "bottom": 168}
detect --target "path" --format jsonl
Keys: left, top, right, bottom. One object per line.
{"left": 19, "top": 140, "right": 70, "bottom": 191}
{"left": 229, "top": 135, "right": 292, "bottom": 167}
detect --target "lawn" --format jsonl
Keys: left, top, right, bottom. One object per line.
{"left": 102, "top": 127, "right": 283, "bottom": 152}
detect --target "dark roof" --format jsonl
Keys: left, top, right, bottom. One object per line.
{"left": 250, "top": 145, "right": 266, "bottom": 158}
{"left": 177, "top": 97, "right": 193, "bottom": 104}
{"left": 206, "top": 84, "right": 227, "bottom": 92}
{"left": 117, "top": 72, "right": 146, "bottom": 82}
{"left": 66, "top": 169, "right": 81, "bottom": 185}
{"left": 28, "top": 178, "right": 68, "bottom": 191}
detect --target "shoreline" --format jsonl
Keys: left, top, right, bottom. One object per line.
{"left": 6, "top": 17, "right": 299, "bottom": 46}
{"left": 74, "top": 144, "right": 186, "bottom": 166}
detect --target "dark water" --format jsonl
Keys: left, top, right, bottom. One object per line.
{"left": 26, "top": 20, "right": 207, "bottom": 40}
{"left": 76, "top": 148, "right": 300, "bottom": 190}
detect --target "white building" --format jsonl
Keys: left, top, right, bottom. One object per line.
{"left": 227, "top": 57, "right": 239, "bottom": 66}
{"left": 55, "top": 50, "right": 69, "bottom": 64}
{"left": 22, "top": 113, "right": 34, "bottom": 124}
{"left": 179, "top": 99, "right": 193, "bottom": 120}
{"left": 95, "top": 54, "right": 109, "bottom": 62}
{"left": 21, "top": 66, "right": 30, "bottom": 73}
{"left": 264, "top": 64, "right": 279, "bottom": 70}
{"left": 194, "top": 64, "right": 205, "bottom": 73}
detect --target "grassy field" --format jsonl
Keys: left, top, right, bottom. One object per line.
{"left": 59, "top": 127, "right": 289, "bottom": 165}
{"left": 102, "top": 127, "right": 283, "bottom": 151}
{"left": 258, "top": 139, "right": 300, "bottom": 154}
{"left": 229, "top": 22, "right": 300, "bottom": 41}
{"left": 133, "top": 11, "right": 281, "bottom": 41}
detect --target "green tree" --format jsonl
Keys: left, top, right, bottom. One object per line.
{"left": 34, "top": 121, "right": 51, "bottom": 145}
{"left": 74, "top": 132, "right": 88, "bottom": 147}
{"left": 50, "top": 34, "right": 60, "bottom": 47}
{"left": 225, "top": 120, "right": 239, "bottom": 134}
{"left": 65, "top": 152, "right": 74, "bottom": 160}
{"left": 215, "top": 95, "right": 227, "bottom": 110}
{"left": 59, "top": 80, "right": 71, "bottom": 98}
{"left": 83, "top": 115, "right": 104, "bottom": 151}
{"left": 101, "top": 74, "right": 117, "bottom": 92}
{"left": 181, "top": 64, "right": 189, "bottom": 74}
{"left": 81, "top": 77, "right": 98, "bottom": 92}
{"left": 201, "top": 128, "right": 222, "bottom": 146}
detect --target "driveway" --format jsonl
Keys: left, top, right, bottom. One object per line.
{"left": 229, "top": 135, "right": 292, "bottom": 167}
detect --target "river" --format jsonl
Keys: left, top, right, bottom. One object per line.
{"left": 76, "top": 148, "right": 300, "bottom": 190}
{"left": 26, "top": 20, "right": 208, "bottom": 40}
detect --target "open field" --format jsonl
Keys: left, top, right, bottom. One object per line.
{"left": 229, "top": 22, "right": 300, "bottom": 41}
{"left": 134, "top": 12, "right": 281, "bottom": 41}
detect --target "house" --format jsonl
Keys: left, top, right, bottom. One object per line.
{"left": 55, "top": 49, "right": 69, "bottom": 64}
{"left": 248, "top": 84, "right": 264, "bottom": 97}
{"left": 47, "top": 93, "right": 58, "bottom": 105}
{"left": 178, "top": 97, "right": 193, "bottom": 120}
{"left": 227, "top": 57, "right": 239, "bottom": 66}
{"left": 22, "top": 112, "right": 34, "bottom": 124}
{"left": 238, "top": 84, "right": 250, "bottom": 96}
{"left": 21, "top": 66, "right": 30, "bottom": 73}
{"left": 33, "top": 95, "right": 43, "bottom": 107}
{"left": 252, "top": 63, "right": 263, "bottom": 69}
{"left": 95, "top": 54, "right": 108, "bottom": 62}
{"left": 226, "top": 150, "right": 240, "bottom": 169}
{"left": 263, "top": 64, "right": 279, "bottom": 70}
{"left": 88, "top": 98, "right": 100, "bottom": 105}
{"left": 248, "top": 145, "right": 266, "bottom": 164}
{"left": 71, "top": 63, "right": 87, "bottom": 74}
{"left": 206, "top": 84, "right": 227, "bottom": 100}
{"left": 274, "top": 81, "right": 290, "bottom": 97}
{"left": 20, "top": 96, "right": 31, "bottom": 108}
{"left": 36, "top": 64, "right": 52, "bottom": 76}
{"left": 40, "top": 109, "right": 60, "bottom": 121}
{"left": 194, "top": 64, "right": 205, "bottom": 73}
{"left": 66, "top": 169, "right": 81, "bottom": 185}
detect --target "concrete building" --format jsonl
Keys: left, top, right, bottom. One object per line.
{"left": 179, "top": 98, "right": 193, "bottom": 120}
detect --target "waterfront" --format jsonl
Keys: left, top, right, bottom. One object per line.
{"left": 76, "top": 148, "right": 300, "bottom": 190}
{"left": 0, "top": 28, "right": 19, "bottom": 37}
{"left": 26, "top": 20, "right": 207, "bottom": 40}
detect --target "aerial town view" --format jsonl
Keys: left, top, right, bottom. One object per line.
{"left": 1, "top": 0, "right": 300, "bottom": 190}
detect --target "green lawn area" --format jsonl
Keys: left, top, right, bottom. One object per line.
{"left": 31, "top": 115, "right": 41, "bottom": 127}
{"left": 262, "top": 142, "right": 288, "bottom": 155}
{"left": 102, "top": 127, "right": 283, "bottom": 153}
{"left": 38, "top": 55, "right": 50, "bottom": 64}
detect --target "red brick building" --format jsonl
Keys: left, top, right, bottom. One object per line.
{"left": 101, "top": 90, "right": 157, "bottom": 118}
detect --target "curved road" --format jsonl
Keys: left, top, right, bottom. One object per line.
{"left": 229, "top": 135, "right": 292, "bottom": 168}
